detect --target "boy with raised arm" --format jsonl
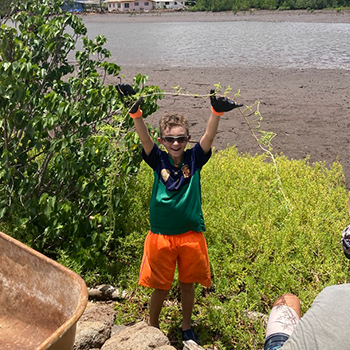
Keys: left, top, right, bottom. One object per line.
{"left": 116, "top": 84, "right": 242, "bottom": 344}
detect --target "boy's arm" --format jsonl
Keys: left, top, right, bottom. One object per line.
{"left": 200, "top": 89, "right": 243, "bottom": 154}
{"left": 132, "top": 111, "right": 154, "bottom": 156}
{"left": 116, "top": 83, "right": 154, "bottom": 155}
{"left": 199, "top": 112, "right": 221, "bottom": 155}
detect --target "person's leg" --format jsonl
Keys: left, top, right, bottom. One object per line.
{"left": 138, "top": 232, "right": 177, "bottom": 328}
{"left": 179, "top": 280, "right": 201, "bottom": 344}
{"left": 149, "top": 288, "right": 170, "bottom": 328}
{"left": 272, "top": 293, "right": 301, "bottom": 317}
{"left": 264, "top": 293, "right": 301, "bottom": 350}
{"left": 179, "top": 281, "right": 195, "bottom": 331}
{"left": 176, "top": 231, "right": 210, "bottom": 344}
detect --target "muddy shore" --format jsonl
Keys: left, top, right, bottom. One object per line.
{"left": 86, "top": 10, "right": 350, "bottom": 188}
{"left": 82, "top": 9, "right": 350, "bottom": 23}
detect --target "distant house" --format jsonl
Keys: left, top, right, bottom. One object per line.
{"left": 108, "top": 0, "right": 153, "bottom": 11}
{"left": 74, "top": 0, "right": 106, "bottom": 10}
{"left": 107, "top": 0, "right": 186, "bottom": 11}
{"left": 152, "top": 0, "right": 185, "bottom": 9}
{"left": 63, "top": 2, "right": 84, "bottom": 12}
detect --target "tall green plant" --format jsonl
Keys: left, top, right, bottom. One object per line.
{"left": 0, "top": 0, "right": 162, "bottom": 274}
{"left": 193, "top": 0, "right": 350, "bottom": 11}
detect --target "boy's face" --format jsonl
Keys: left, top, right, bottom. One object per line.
{"left": 159, "top": 125, "right": 190, "bottom": 164}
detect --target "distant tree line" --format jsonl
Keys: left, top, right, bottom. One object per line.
{"left": 193, "top": 0, "right": 350, "bottom": 11}
{"left": 1, "top": 0, "right": 349, "bottom": 16}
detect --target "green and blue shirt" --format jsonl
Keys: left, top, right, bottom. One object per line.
{"left": 142, "top": 143, "right": 211, "bottom": 235}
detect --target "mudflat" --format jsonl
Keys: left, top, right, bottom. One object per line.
{"left": 89, "top": 10, "right": 350, "bottom": 188}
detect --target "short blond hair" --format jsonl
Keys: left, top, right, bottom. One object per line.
{"left": 159, "top": 113, "right": 189, "bottom": 136}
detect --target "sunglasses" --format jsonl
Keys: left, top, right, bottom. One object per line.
{"left": 161, "top": 136, "right": 189, "bottom": 144}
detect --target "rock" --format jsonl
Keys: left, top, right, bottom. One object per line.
{"left": 73, "top": 300, "right": 205, "bottom": 350}
{"left": 110, "top": 324, "right": 127, "bottom": 337}
{"left": 88, "top": 284, "right": 129, "bottom": 301}
{"left": 101, "top": 321, "right": 176, "bottom": 350}
{"left": 73, "top": 321, "right": 111, "bottom": 350}
{"left": 79, "top": 302, "right": 116, "bottom": 326}
{"left": 243, "top": 310, "right": 268, "bottom": 325}
{"left": 73, "top": 302, "right": 116, "bottom": 350}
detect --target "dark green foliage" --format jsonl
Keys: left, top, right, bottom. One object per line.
{"left": 0, "top": 0, "right": 14, "bottom": 18}
{"left": 193, "top": 0, "right": 350, "bottom": 11}
{"left": 0, "top": 0, "right": 162, "bottom": 278}
{"left": 2, "top": 1, "right": 350, "bottom": 347}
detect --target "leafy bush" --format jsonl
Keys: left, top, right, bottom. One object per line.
{"left": 0, "top": 0, "right": 162, "bottom": 279}
{"left": 193, "top": 0, "right": 350, "bottom": 11}
{"left": 114, "top": 147, "right": 349, "bottom": 349}
{"left": 203, "top": 149, "right": 348, "bottom": 305}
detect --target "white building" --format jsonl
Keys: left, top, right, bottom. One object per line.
{"left": 152, "top": 0, "right": 185, "bottom": 9}
{"left": 107, "top": 0, "right": 185, "bottom": 11}
{"left": 108, "top": 0, "right": 152, "bottom": 11}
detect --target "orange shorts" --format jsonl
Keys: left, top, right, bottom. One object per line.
{"left": 138, "top": 230, "right": 211, "bottom": 290}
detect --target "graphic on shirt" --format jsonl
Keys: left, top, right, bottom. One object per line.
{"left": 142, "top": 143, "right": 212, "bottom": 235}
{"left": 181, "top": 164, "right": 191, "bottom": 178}
{"left": 161, "top": 168, "right": 170, "bottom": 182}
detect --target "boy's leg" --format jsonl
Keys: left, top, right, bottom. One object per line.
{"left": 139, "top": 232, "right": 177, "bottom": 328}
{"left": 150, "top": 288, "right": 170, "bottom": 328}
{"left": 179, "top": 281, "right": 200, "bottom": 344}
{"left": 139, "top": 232, "right": 177, "bottom": 290}
{"left": 176, "top": 231, "right": 210, "bottom": 345}
{"left": 179, "top": 281, "right": 195, "bottom": 331}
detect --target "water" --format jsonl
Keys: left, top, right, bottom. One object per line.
{"left": 80, "top": 20, "right": 350, "bottom": 70}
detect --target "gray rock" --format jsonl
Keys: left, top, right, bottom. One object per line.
{"left": 74, "top": 321, "right": 111, "bottom": 350}
{"left": 101, "top": 321, "right": 176, "bottom": 350}
{"left": 243, "top": 310, "right": 268, "bottom": 325}
{"left": 81, "top": 302, "right": 116, "bottom": 324}
{"left": 73, "top": 300, "right": 207, "bottom": 350}
{"left": 88, "top": 284, "right": 129, "bottom": 301}
{"left": 110, "top": 324, "right": 127, "bottom": 337}
{"left": 73, "top": 302, "right": 116, "bottom": 350}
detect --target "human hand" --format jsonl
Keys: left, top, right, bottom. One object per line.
{"left": 210, "top": 89, "right": 243, "bottom": 115}
{"left": 115, "top": 83, "right": 143, "bottom": 116}
{"left": 341, "top": 225, "right": 350, "bottom": 259}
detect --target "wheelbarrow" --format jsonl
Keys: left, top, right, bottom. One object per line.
{"left": 0, "top": 231, "right": 88, "bottom": 350}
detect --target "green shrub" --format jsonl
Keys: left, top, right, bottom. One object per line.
{"left": 193, "top": 0, "right": 350, "bottom": 11}
{"left": 0, "top": 0, "right": 162, "bottom": 278}
{"left": 203, "top": 148, "right": 348, "bottom": 308}
{"left": 114, "top": 147, "right": 349, "bottom": 349}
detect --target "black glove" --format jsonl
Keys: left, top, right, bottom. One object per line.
{"left": 115, "top": 83, "right": 142, "bottom": 114}
{"left": 341, "top": 225, "right": 350, "bottom": 259}
{"left": 210, "top": 89, "right": 243, "bottom": 113}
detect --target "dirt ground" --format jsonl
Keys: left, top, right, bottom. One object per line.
{"left": 97, "top": 10, "right": 350, "bottom": 189}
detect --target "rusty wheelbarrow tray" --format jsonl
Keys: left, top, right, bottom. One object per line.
{"left": 0, "top": 231, "right": 88, "bottom": 350}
